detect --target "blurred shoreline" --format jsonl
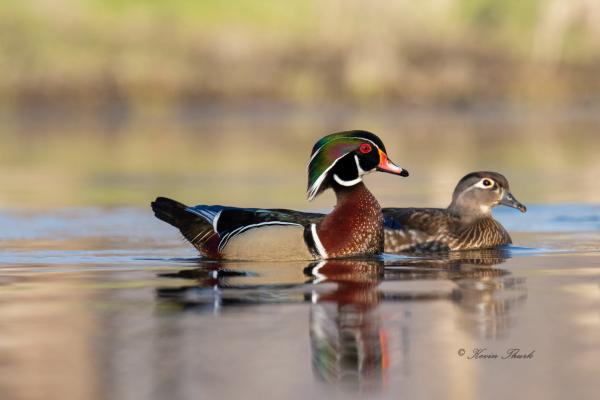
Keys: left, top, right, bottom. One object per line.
{"left": 1, "top": 101, "right": 599, "bottom": 209}
{"left": 4, "top": 99, "right": 600, "bottom": 133}
{"left": 3, "top": 0, "right": 600, "bottom": 108}
{"left": 2, "top": 1, "right": 600, "bottom": 209}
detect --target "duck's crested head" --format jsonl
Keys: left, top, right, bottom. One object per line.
{"left": 449, "top": 171, "right": 526, "bottom": 218}
{"left": 307, "top": 130, "right": 408, "bottom": 201}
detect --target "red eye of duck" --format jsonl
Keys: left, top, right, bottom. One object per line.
{"left": 359, "top": 143, "right": 372, "bottom": 154}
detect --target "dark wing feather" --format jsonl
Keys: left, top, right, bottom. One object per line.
{"left": 187, "top": 206, "right": 324, "bottom": 252}
{"left": 383, "top": 208, "right": 455, "bottom": 252}
{"left": 153, "top": 197, "right": 325, "bottom": 257}
{"left": 152, "top": 198, "right": 224, "bottom": 257}
{"left": 213, "top": 208, "right": 322, "bottom": 234}
{"left": 383, "top": 208, "right": 450, "bottom": 234}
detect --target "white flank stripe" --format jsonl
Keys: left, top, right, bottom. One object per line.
{"left": 218, "top": 221, "right": 302, "bottom": 252}
{"left": 310, "top": 223, "right": 328, "bottom": 258}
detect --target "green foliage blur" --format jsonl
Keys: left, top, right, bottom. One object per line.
{"left": 1, "top": 0, "right": 600, "bottom": 107}
{"left": 1, "top": 1, "right": 600, "bottom": 209}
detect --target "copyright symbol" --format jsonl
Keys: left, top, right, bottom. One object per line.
{"left": 458, "top": 348, "right": 466, "bottom": 357}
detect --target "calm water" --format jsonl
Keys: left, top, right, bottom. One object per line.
{"left": 1, "top": 108, "right": 599, "bottom": 399}
{"left": 0, "top": 204, "right": 598, "bottom": 400}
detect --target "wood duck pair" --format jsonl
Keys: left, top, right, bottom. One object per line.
{"left": 152, "top": 131, "right": 408, "bottom": 260}
{"left": 152, "top": 131, "right": 526, "bottom": 260}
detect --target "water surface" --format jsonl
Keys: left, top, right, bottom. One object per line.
{"left": 0, "top": 205, "right": 598, "bottom": 400}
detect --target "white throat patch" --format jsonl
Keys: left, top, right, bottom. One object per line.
{"left": 333, "top": 173, "right": 362, "bottom": 186}
{"left": 331, "top": 154, "right": 366, "bottom": 187}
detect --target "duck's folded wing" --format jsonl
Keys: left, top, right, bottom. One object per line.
{"left": 383, "top": 208, "right": 448, "bottom": 235}
{"left": 187, "top": 206, "right": 323, "bottom": 252}
{"left": 382, "top": 208, "right": 454, "bottom": 252}
{"left": 153, "top": 197, "right": 324, "bottom": 257}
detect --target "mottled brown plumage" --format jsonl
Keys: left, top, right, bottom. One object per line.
{"left": 317, "top": 182, "right": 384, "bottom": 257}
{"left": 384, "top": 207, "right": 512, "bottom": 252}
{"left": 383, "top": 171, "right": 526, "bottom": 253}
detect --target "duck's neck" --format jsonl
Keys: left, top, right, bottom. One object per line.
{"left": 448, "top": 201, "right": 492, "bottom": 225}
{"left": 315, "top": 182, "right": 384, "bottom": 258}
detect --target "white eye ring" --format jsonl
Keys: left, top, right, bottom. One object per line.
{"left": 474, "top": 178, "right": 494, "bottom": 189}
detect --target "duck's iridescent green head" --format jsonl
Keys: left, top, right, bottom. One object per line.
{"left": 307, "top": 130, "right": 408, "bottom": 200}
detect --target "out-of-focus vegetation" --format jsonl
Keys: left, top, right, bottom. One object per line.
{"left": 1, "top": 1, "right": 600, "bottom": 209}
{"left": 1, "top": 116, "right": 599, "bottom": 208}
{"left": 2, "top": 0, "right": 600, "bottom": 109}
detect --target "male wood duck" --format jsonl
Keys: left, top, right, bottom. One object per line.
{"left": 151, "top": 130, "right": 408, "bottom": 260}
{"left": 383, "top": 171, "right": 526, "bottom": 253}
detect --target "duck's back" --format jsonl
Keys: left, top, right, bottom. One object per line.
{"left": 383, "top": 208, "right": 454, "bottom": 252}
{"left": 383, "top": 207, "right": 511, "bottom": 253}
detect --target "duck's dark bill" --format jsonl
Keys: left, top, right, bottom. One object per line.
{"left": 500, "top": 192, "right": 527, "bottom": 213}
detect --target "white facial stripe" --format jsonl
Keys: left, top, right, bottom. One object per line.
{"left": 308, "top": 145, "right": 323, "bottom": 165}
{"left": 307, "top": 136, "right": 380, "bottom": 166}
{"left": 354, "top": 155, "right": 366, "bottom": 176}
{"left": 307, "top": 152, "right": 346, "bottom": 200}
{"left": 310, "top": 224, "right": 328, "bottom": 258}
{"left": 333, "top": 173, "right": 362, "bottom": 186}
{"left": 316, "top": 154, "right": 366, "bottom": 189}
{"left": 307, "top": 138, "right": 381, "bottom": 200}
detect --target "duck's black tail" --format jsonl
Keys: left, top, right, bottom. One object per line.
{"left": 151, "top": 197, "right": 215, "bottom": 248}
{"left": 151, "top": 197, "right": 191, "bottom": 229}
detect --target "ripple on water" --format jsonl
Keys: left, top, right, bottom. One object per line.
{"left": 0, "top": 205, "right": 599, "bottom": 400}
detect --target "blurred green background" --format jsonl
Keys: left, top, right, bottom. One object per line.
{"left": 1, "top": 0, "right": 599, "bottom": 209}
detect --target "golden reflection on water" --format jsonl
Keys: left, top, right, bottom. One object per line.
{"left": 0, "top": 208, "right": 598, "bottom": 399}
{"left": 155, "top": 249, "right": 526, "bottom": 394}
{"left": 0, "top": 244, "right": 598, "bottom": 399}
{"left": 1, "top": 111, "right": 599, "bottom": 209}
{"left": 0, "top": 273, "right": 98, "bottom": 400}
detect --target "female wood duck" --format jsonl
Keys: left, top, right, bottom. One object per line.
{"left": 151, "top": 130, "right": 408, "bottom": 260}
{"left": 383, "top": 171, "right": 526, "bottom": 253}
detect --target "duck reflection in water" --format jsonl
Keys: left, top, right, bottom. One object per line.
{"left": 384, "top": 248, "right": 528, "bottom": 339}
{"left": 306, "top": 259, "right": 388, "bottom": 392}
{"left": 156, "top": 248, "right": 527, "bottom": 392}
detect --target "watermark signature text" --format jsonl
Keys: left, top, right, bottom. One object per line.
{"left": 457, "top": 348, "right": 535, "bottom": 360}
